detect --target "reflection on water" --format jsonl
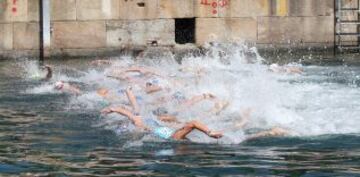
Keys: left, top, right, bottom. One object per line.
{"left": 0, "top": 54, "right": 360, "bottom": 176}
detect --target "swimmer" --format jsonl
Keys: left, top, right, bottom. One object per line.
{"left": 97, "top": 88, "right": 127, "bottom": 102}
{"left": 41, "top": 65, "right": 53, "bottom": 81}
{"left": 269, "top": 64, "right": 303, "bottom": 74}
{"left": 109, "top": 66, "right": 163, "bottom": 80}
{"left": 145, "top": 80, "right": 163, "bottom": 94}
{"left": 54, "top": 81, "right": 81, "bottom": 95}
{"left": 177, "top": 93, "right": 229, "bottom": 114}
{"left": 246, "top": 127, "right": 288, "bottom": 140}
{"left": 234, "top": 108, "right": 289, "bottom": 140}
{"left": 101, "top": 106, "right": 223, "bottom": 140}
{"left": 149, "top": 91, "right": 229, "bottom": 117}
{"left": 29, "top": 65, "right": 53, "bottom": 81}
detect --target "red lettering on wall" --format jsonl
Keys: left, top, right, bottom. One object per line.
{"left": 200, "top": 0, "right": 229, "bottom": 15}
{"left": 12, "top": 0, "right": 17, "bottom": 13}
{"left": 201, "top": 0, "right": 211, "bottom": 5}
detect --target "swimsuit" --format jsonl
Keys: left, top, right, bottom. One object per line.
{"left": 144, "top": 118, "right": 175, "bottom": 139}
{"left": 153, "top": 127, "right": 175, "bottom": 139}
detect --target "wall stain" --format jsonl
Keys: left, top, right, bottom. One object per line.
{"left": 0, "top": 0, "right": 7, "bottom": 14}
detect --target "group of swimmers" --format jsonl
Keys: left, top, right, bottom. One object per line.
{"left": 37, "top": 59, "right": 302, "bottom": 143}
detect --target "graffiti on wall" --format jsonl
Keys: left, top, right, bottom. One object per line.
{"left": 200, "top": 0, "right": 229, "bottom": 15}
{"left": 12, "top": 0, "right": 17, "bottom": 13}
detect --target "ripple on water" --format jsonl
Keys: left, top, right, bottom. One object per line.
{"left": 1, "top": 56, "right": 360, "bottom": 176}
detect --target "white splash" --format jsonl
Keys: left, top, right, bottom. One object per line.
{"left": 16, "top": 43, "right": 360, "bottom": 144}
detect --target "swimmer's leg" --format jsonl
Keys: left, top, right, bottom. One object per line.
{"left": 171, "top": 120, "right": 223, "bottom": 140}
{"left": 246, "top": 127, "right": 288, "bottom": 140}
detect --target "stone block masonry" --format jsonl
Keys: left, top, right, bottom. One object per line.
{"left": 0, "top": 0, "right": 348, "bottom": 59}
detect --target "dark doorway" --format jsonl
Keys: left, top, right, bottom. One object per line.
{"left": 175, "top": 18, "right": 195, "bottom": 44}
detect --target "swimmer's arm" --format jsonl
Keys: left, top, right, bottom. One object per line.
{"left": 157, "top": 115, "right": 180, "bottom": 123}
{"left": 90, "top": 60, "right": 112, "bottom": 65}
{"left": 106, "top": 73, "right": 129, "bottom": 81}
{"left": 209, "top": 100, "right": 230, "bottom": 115}
{"left": 125, "top": 67, "right": 163, "bottom": 77}
{"left": 124, "top": 67, "right": 152, "bottom": 74}
{"left": 101, "top": 106, "right": 148, "bottom": 130}
{"left": 44, "top": 65, "right": 52, "bottom": 80}
{"left": 145, "top": 85, "right": 162, "bottom": 94}
{"left": 61, "top": 84, "right": 81, "bottom": 95}
{"left": 182, "top": 93, "right": 216, "bottom": 107}
{"left": 246, "top": 127, "right": 288, "bottom": 141}
{"left": 68, "top": 86, "right": 81, "bottom": 95}
{"left": 286, "top": 67, "right": 303, "bottom": 74}
{"left": 125, "top": 87, "right": 140, "bottom": 114}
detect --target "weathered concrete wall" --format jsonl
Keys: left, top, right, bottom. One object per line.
{"left": 0, "top": 0, "right": 341, "bottom": 59}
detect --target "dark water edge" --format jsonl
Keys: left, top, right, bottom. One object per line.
{"left": 0, "top": 60, "right": 360, "bottom": 176}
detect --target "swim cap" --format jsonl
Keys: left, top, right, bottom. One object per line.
{"left": 54, "top": 81, "right": 64, "bottom": 90}
{"left": 172, "top": 91, "right": 186, "bottom": 101}
{"left": 147, "top": 78, "right": 160, "bottom": 85}
{"left": 152, "top": 107, "right": 168, "bottom": 116}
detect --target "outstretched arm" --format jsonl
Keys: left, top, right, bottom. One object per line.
{"left": 182, "top": 93, "right": 216, "bottom": 107}
{"left": 246, "top": 127, "right": 288, "bottom": 140}
{"left": 176, "top": 93, "right": 216, "bottom": 112}
{"left": 209, "top": 100, "right": 230, "bottom": 115}
{"left": 171, "top": 120, "right": 223, "bottom": 140}
{"left": 67, "top": 85, "right": 82, "bottom": 95}
{"left": 44, "top": 65, "right": 52, "bottom": 80}
{"left": 125, "top": 87, "right": 140, "bottom": 114}
{"left": 101, "top": 106, "right": 148, "bottom": 130}
{"left": 124, "top": 66, "right": 162, "bottom": 77}
{"left": 90, "top": 60, "right": 113, "bottom": 66}
{"left": 145, "top": 84, "right": 163, "bottom": 94}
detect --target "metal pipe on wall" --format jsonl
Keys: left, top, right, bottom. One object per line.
{"left": 39, "top": 0, "right": 50, "bottom": 64}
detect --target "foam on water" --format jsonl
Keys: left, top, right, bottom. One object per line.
{"left": 16, "top": 44, "right": 360, "bottom": 144}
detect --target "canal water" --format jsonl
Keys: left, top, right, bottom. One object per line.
{"left": 0, "top": 46, "right": 359, "bottom": 176}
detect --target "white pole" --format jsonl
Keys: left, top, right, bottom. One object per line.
{"left": 40, "top": 0, "right": 51, "bottom": 62}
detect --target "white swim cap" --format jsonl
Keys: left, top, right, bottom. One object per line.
{"left": 55, "top": 81, "right": 64, "bottom": 90}
{"left": 269, "top": 64, "right": 280, "bottom": 70}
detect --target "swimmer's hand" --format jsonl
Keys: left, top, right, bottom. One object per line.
{"left": 41, "top": 64, "right": 52, "bottom": 69}
{"left": 203, "top": 93, "right": 216, "bottom": 99}
{"left": 207, "top": 131, "right": 223, "bottom": 139}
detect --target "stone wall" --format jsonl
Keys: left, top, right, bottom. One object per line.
{"left": 0, "top": 0, "right": 338, "bottom": 58}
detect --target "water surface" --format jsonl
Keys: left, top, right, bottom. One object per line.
{"left": 0, "top": 54, "right": 359, "bottom": 176}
